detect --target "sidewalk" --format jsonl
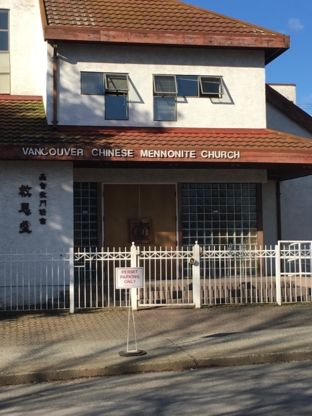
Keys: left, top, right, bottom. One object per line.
{"left": 1, "top": 303, "right": 312, "bottom": 386}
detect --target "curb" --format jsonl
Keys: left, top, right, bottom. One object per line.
{"left": 1, "top": 350, "right": 312, "bottom": 386}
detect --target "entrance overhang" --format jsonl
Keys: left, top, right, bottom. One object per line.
{"left": 2, "top": 126, "right": 312, "bottom": 181}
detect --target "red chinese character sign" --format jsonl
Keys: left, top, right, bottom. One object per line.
{"left": 116, "top": 267, "right": 144, "bottom": 289}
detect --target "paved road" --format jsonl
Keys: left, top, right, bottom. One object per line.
{"left": 1, "top": 362, "right": 312, "bottom": 415}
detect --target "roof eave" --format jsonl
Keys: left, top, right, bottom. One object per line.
{"left": 43, "top": 26, "right": 290, "bottom": 62}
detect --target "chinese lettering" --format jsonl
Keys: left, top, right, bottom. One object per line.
{"left": 18, "top": 184, "right": 32, "bottom": 233}
{"left": 39, "top": 174, "right": 47, "bottom": 225}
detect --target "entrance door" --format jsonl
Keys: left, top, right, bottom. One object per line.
{"left": 103, "top": 184, "right": 177, "bottom": 248}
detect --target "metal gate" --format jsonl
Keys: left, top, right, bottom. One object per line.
{"left": 277, "top": 241, "right": 312, "bottom": 303}
{"left": 74, "top": 244, "right": 194, "bottom": 309}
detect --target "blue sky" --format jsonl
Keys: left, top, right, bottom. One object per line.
{"left": 186, "top": 0, "right": 312, "bottom": 114}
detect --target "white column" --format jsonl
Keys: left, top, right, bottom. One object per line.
{"left": 131, "top": 242, "right": 139, "bottom": 310}
{"left": 69, "top": 247, "right": 75, "bottom": 313}
{"left": 275, "top": 243, "right": 282, "bottom": 306}
{"left": 192, "top": 241, "right": 201, "bottom": 308}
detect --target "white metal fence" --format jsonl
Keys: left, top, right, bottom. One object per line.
{"left": 278, "top": 241, "right": 312, "bottom": 303}
{"left": 0, "top": 241, "right": 312, "bottom": 311}
{"left": 0, "top": 248, "right": 73, "bottom": 311}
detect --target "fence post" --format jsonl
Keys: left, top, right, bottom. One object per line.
{"left": 192, "top": 241, "right": 201, "bottom": 308}
{"left": 69, "top": 247, "right": 75, "bottom": 313}
{"left": 131, "top": 243, "right": 139, "bottom": 310}
{"left": 275, "top": 243, "right": 282, "bottom": 306}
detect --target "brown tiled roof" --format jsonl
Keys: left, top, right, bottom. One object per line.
{"left": 0, "top": 96, "right": 49, "bottom": 141}
{"left": 42, "top": 0, "right": 281, "bottom": 34}
{"left": 266, "top": 84, "right": 312, "bottom": 134}
{"left": 40, "top": 0, "right": 289, "bottom": 64}
{"left": 1, "top": 95, "right": 312, "bottom": 152}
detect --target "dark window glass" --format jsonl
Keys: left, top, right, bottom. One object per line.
{"left": 0, "top": 32, "right": 8, "bottom": 50}
{"left": 200, "top": 77, "right": 221, "bottom": 96}
{"left": 0, "top": 10, "right": 8, "bottom": 30}
{"left": 177, "top": 75, "right": 198, "bottom": 96}
{"left": 154, "top": 97, "right": 176, "bottom": 121}
{"left": 105, "top": 95, "right": 128, "bottom": 120}
{"left": 81, "top": 72, "right": 104, "bottom": 95}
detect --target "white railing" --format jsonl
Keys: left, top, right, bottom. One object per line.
{"left": 138, "top": 246, "right": 193, "bottom": 306}
{"left": 74, "top": 247, "right": 132, "bottom": 309}
{"left": 1, "top": 242, "right": 312, "bottom": 312}
{"left": 278, "top": 241, "right": 312, "bottom": 303}
{"left": 0, "top": 248, "right": 72, "bottom": 311}
{"left": 200, "top": 245, "right": 277, "bottom": 305}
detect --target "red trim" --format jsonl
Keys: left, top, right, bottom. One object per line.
{"left": 0, "top": 95, "right": 43, "bottom": 101}
{"left": 43, "top": 26, "right": 290, "bottom": 50}
{"left": 57, "top": 126, "right": 270, "bottom": 134}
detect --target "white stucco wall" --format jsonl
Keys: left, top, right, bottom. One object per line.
{"left": 268, "top": 84, "right": 296, "bottom": 104}
{"left": 267, "top": 103, "right": 312, "bottom": 138}
{"left": 3, "top": 0, "right": 46, "bottom": 98}
{"left": 280, "top": 176, "right": 312, "bottom": 240}
{"left": 0, "top": 161, "right": 73, "bottom": 251}
{"left": 47, "top": 44, "right": 266, "bottom": 128}
{"left": 266, "top": 99, "right": 312, "bottom": 240}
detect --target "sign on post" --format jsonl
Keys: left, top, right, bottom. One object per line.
{"left": 116, "top": 267, "right": 144, "bottom": 289}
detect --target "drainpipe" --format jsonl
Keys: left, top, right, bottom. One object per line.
{"left": 276, "top": 180, "right": 282, "bottom": 241}
{"left": 52, "top": 43, "right": 58, "bottom": 129}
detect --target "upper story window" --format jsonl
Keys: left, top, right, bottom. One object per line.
{"left": 199, "top": 76, "right": 223, "bottom": 98}
{"left": 81, "top": 72, "right": 129, "bottom": 120}
{"left": 0, "top": 10, "right": 10, "bottom": 94}
{"left": 153, "top": 75, "right": 177, "bottom": 121}
{"left": 177, "top": 75, "right": 223, "bottom": 98}
{"left": 104, "top": 73, "right": 129, "bottom": 120}
{"left": 153, "top": 74, "right": 223, "bottom": 121}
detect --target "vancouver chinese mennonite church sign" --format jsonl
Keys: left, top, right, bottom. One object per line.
{"left": 5, "top": 146, "right": 242, "bottom": 161}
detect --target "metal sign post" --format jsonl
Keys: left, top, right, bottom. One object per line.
{"left": 116, "top": 267, "right": 146, "bottom": 357}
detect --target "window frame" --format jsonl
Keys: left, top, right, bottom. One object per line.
{"left": 0, "top": 9, "right": 10, "bottom": 94}
{"left": 199, "top": 76, "right": 223, "bottom": 98}
{"left": 80, "top": 72, "right": 104, "bottom": 95}
{"left": 153, "top": 96, "right": 177, "bottom": 121}
{"left": 80, "top": 71, "right": 129, "bottom": 120}
{"left": 153, "top": 75, "right": 178, "bottom": 96}
{"left": 104, "top": 73, "right": 129, "bottom": 94}
{"left": 176, "top": 75, "right": 199, "bottom": 97}
{"left": 153, "top": 75, "right": 178, "bottom": 121}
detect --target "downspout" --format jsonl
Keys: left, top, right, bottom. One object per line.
{"left": 52, "top": 43, "right": 58, "bottom": 129}
{"left": 276, "top": 180, "right": 282, "bottom": 240}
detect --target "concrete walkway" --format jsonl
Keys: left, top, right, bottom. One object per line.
{"left": 1, "top": 303, "right": 312, "bottom": 386}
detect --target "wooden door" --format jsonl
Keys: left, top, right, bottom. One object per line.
{"left": 104, "top": 184, "right": 176, "bottom": 248}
